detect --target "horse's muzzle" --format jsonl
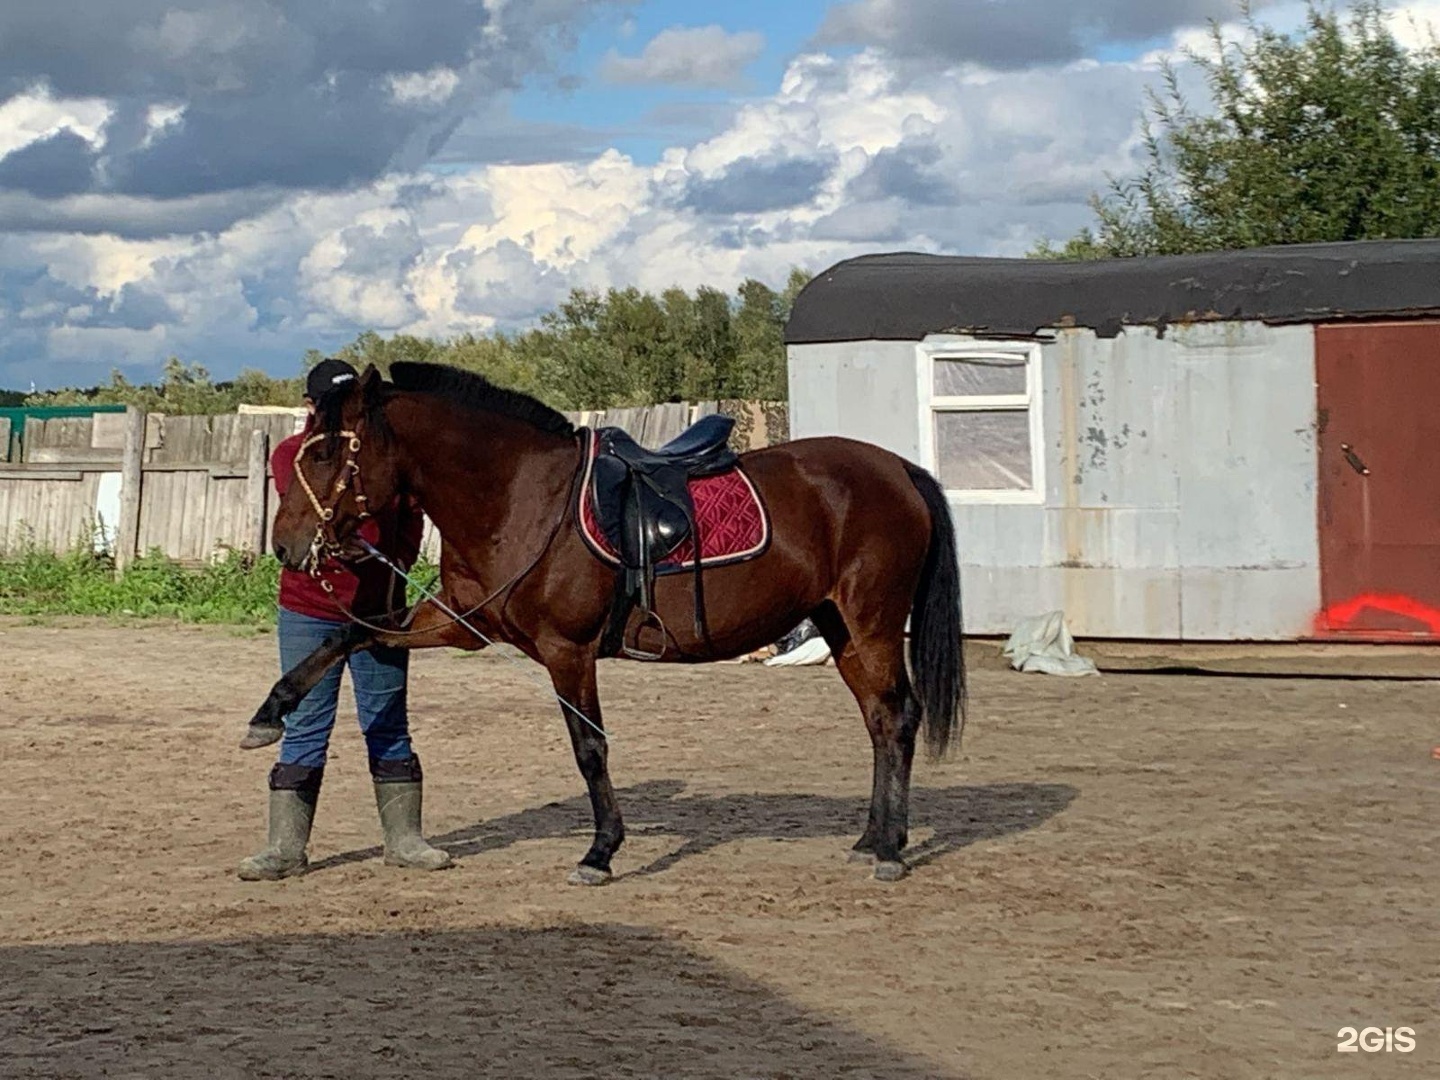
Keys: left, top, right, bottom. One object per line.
{"left": 272, "top": 541, "right": 310, "bottom": 572}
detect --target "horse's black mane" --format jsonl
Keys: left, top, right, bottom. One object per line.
{"left": 386, "top": 361, "right": 575, "bottom": 438}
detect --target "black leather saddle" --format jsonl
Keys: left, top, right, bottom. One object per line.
{"left": 589, "top": 413, "right": 738, "bottom": 659}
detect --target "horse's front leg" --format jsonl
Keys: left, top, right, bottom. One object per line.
{"left": 544, "top": 646, "right": 624, "bottom": 886}
{"left": 239, "top": 603, "right": 483, "bottom": 750}
{"left": 240, "top": 622, "right": 374, "bottom": 749}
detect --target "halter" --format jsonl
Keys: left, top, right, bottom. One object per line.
{"left": 292, "top": 426, "right": 371, "bottom": 592}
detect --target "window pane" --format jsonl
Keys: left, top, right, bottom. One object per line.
{"left": 933, "top": 356, "right": 1026, "bottom": 397}
{"left": 935, "top": 410, "right": 1033, "bottom": 491}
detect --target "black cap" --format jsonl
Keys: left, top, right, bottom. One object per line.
{"left": 305, "top": 358, "right": 359, "bottom": 402}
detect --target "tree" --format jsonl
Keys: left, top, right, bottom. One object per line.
{"left": 654, "top": 287, "right": 698, "bottom": 402}
{"left": 733, "top": 279, "right": 787, "bottom": 400}
{"left": 444, "top": 331, "right": 544, "bottom": 397}
{"left": 1034, "top": 1, "right": 1440, "bottom": 258}
{"left": 26, "top": 359, "right": 303, "bottom": 413}
{"left": 313, "top": 331, "right": 444, "bottom": 376}
{"left": 533, "top": 289, "right": 638, "bottom": 408}
{"left": 781, "top": 266, "right": 812, "bottom": 312}
{"left": 599, "top": 287, "right": 678, "bottom": 404}
{"left": 685, "top": 286, "right": 738, "bottom": 400}
{"left": 225, "top": 368, "right": 306, "bottom": 408}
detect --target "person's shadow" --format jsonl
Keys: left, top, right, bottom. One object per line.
{"left": 312, "top": 780, "right": 1077, "bottom": 877}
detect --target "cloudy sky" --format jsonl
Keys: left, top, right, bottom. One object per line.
{"left": 1, "top": 0, "right": 1436, "bottom": 389}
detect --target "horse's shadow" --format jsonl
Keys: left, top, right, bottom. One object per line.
{"left": 311, "top": 780, "right": 1077, "bottom": 878}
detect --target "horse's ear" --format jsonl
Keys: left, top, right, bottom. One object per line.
{"left": 359, "top": 364, "right": 383, "bottom": 405}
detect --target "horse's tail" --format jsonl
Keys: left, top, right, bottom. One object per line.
{"left": 905, "top": 463, "right": 966, "bottom": 761}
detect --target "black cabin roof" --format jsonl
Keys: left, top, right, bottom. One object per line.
{"left": 783, "top": 238, "right": 1440, "bottom": 344}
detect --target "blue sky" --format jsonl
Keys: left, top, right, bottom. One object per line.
{"left": 0, "top": 0, "right": 1429, "bottom": 390}
{"left": 509, "top": 0, "right": 839, "bottom": 155}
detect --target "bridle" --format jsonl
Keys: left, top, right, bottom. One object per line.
{"left": 292, "top": 425, "right": 370, "bottom": 594}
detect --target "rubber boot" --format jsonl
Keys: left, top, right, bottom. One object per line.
{"left": 237, "top": 764, "right": 322, "bottom": 881}
{"left": 373, "top": 756, "right": 453, "bottom": 871}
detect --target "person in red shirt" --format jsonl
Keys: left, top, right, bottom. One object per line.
{"left": 239, "top": 358, "right": 451, "bottom": 880}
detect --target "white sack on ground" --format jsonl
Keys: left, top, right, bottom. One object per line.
{"left": 764, "top": 635, "right": 832, "bottom": 667}
{"left": 765, "top": 618, "right": 832, "bottom": 666}
{"left": 1002, "top": 612, "right": 1099, "bottom": 677}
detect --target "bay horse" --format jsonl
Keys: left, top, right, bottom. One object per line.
{"left": 254, "top": 362, "right": 965, "bottom": 883}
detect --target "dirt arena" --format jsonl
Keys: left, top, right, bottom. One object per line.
{"left": 1, "top": 619, "right": 1436, "bottom": 1079}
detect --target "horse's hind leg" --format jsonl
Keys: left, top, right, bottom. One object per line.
{"left": 542, "top": 646, "right": 625, "bottom": 886}
{"left": 815, "top": 604, "right": 918, "bottom": 883}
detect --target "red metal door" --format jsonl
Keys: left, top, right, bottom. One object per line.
{"left": 1315, "top": 321, "right": 1440, "bottom": 640}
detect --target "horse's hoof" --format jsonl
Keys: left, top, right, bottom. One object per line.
{"left": 567, "top": 865, "right": 612, "bottom": 887}
{"left": 847, "top": 850, "right": 877, "bottom": 865}
{"left": 239, "top": 724, "right": 283, "bottom": 750}
{"left": 873, "top": 860, "right": 907, "bottom": 883}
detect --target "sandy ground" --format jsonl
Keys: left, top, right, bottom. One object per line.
{"left": 0, "top": 618, "right": 1436, "bottom": 1079}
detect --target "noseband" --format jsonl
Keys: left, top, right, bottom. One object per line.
{"left": 292, "top": 427, "right": 371, "bottom": 590}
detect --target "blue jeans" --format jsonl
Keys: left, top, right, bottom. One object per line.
{"left": 276, "top": 607, "right": 414, "bottom": 771}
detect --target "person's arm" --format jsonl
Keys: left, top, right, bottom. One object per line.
{"left": 270, "top": 435, "right": 298, "bottom": 498}
{"left": 346, "top": 496, "right": 422, "bottom": 617}
{"left": 395, "top": 495, "right": 425, "bottom": 571}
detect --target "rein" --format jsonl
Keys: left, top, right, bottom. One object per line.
{"left": 356, "top": 537, "right": 612, "bottom": 745}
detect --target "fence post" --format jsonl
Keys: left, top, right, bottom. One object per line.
{"left": 115, "top": 406, "right": 145, "bottom": 574}
{"left": 245, "top": 428, "right": 270, "bottom": 556}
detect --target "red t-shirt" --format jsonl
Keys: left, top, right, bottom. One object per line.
{"left": 271, "top": 431, "right": 424, "bottom": 621}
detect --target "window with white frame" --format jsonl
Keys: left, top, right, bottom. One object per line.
{"left": 921, "top": 343, "right": 1043, "bottom": 500}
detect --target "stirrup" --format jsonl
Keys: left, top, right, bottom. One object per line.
{"left": 623, "top": 611, "right": 668, "bottom": 661}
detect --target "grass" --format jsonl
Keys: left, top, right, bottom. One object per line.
{"left": 0, "top": 547, "right": 281, "bottom": 624}
{"left": 0, "top": 547, "right": 442, "bottom": 627}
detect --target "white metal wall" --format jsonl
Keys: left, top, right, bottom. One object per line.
{"left": 782, "top": 341, "right": 924, "bottom": 460}
{"left": 787, "top": 322, "right": 1322, "bottom": 640}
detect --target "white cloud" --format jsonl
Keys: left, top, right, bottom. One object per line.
{"left": 142, "top": 103, "right": 187, "bottom": 147}
{"left": 0, "top": 87, "right": 112, "bottom": 159}
{"left": 1145, "top": 1, "right": 1440, "bottom": 66}
{"left": 9, "top": 1, "right": 1440, "bottom": 388}
{"left": 0, "top": 45, "right": 1159, "bottom": 384}
{"left": 299, "top": 209, "right": 424, "bottom": 329}
{"left": 601, "top": 25, "right": 766, "bottom": 89}
{"left": 1386, "top": 0, "right": 1440, "bottom": 47}
{"left": 460, "top": 149, "right": 651, "bottom": 267}
{"left": 817, "top": 0, "right": 1264, "bottom": 69}
{"left": 389, "top": 68, "right": 463, "bottom": 106}
{"left": 306, "top": 47, "right": 1157, "bottom": 341}
{"left": 44, "top": 323, "right": 169, "bottom": 365}
{"left": 22, "top": 233, "right": 186, "bottom": 295}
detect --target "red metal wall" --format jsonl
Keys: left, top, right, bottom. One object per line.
{"left": 1315, "top": 321, "right": 1440, "bottom": 640}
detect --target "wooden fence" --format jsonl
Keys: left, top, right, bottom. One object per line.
{"left": 0, "top": 401, "right": 787, "bottom": 565}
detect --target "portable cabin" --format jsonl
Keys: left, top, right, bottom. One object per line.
{"left": 784, "top": 239, "right": 1440, "bottom": 641}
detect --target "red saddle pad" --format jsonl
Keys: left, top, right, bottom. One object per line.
{"left": 577, "top": 431, "right": 770, "bottom": 571}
